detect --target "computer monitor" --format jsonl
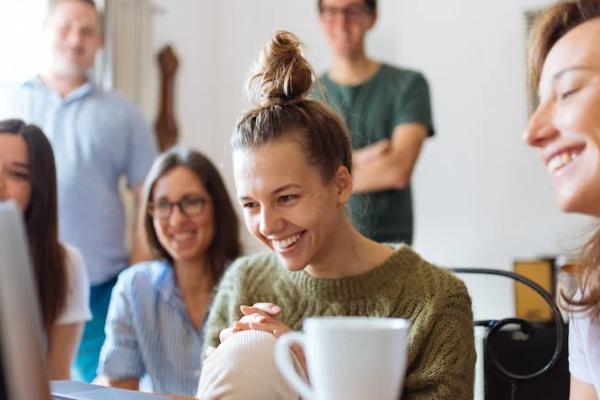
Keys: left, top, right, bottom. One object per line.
{"left": 0, "top": 202, "right": 51, "bottom": 400}
{"left": 0, "top": 202, "right": 167, "bottom": 400}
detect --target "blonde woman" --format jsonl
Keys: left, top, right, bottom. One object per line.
{"left": 526, "top": 0, "right": 600, "bottom": 398}
{"left": 197, "top": 31, "right": 475, "bottom": 400}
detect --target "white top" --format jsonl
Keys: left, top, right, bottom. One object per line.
{"left": 569, "top": 309, "right": 600, "bottom": 396}
{"left": 56, "top": 244, "right": 92, "bottom": 325}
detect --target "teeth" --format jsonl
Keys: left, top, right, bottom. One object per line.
{"left": 272, "top": 233, "right": 302, "bottom": 251}
{"left": 173, "top": 232, "right": 194, "bottom": 242}
{"left": 548, "top": 151, "right": 578, "bottom": 173}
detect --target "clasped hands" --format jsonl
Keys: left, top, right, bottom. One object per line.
{"left": 218, "top": 302, "right": 306, "bottom": 372}
{"left": 219, "top": 302, "right": 290, "bottom": 342}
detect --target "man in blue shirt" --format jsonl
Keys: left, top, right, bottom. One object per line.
{"left": 5, "top": 0, "right": 157, "bottom": 381}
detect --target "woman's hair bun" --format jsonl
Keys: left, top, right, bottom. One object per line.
{"left": 250, "top": 30, "right": 314, "bottom": 105}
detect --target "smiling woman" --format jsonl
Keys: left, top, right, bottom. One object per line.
{"left": 0, "top": 119, "right": 91, "bottom": 380}
{"left": 197, "top": 31, "right": 475, "bottom": 400}
{"left": 526, "top": 0, "right": 600, "bottom": 398}
{"left": 97, "top": 147, "right": 241, "bottom": 397}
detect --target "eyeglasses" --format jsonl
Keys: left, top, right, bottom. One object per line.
{"left": 319, "top": 4, "right": 372, "bottom": 21}
{"left": 149, "top": 195, "right": 208, "bottom": 219}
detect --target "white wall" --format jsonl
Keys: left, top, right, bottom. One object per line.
{"left": 150, "top": 0, "right": 594, "bottom": 319}
{"left": 0, "top": 0, "right": 46, "bottom": 85}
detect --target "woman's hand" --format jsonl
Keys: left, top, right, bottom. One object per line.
{"left": 218, "top": 303, "right": 307, "bottom": 373}
{"left": 240, "top": 303, "right": 289, "bottom": 336}
{"left": 219, "top": 302, "right": 287, "bottom": 342}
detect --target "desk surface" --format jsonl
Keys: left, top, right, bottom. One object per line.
{"left": 50, "top": 380, "right": 168, "bottom": 400}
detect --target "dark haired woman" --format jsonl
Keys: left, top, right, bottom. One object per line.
{"left": 0, "top": 118, "right": 91, "bottom": 379}
{"left": 315, "top": 0, "right": 434, "bottom": 246}
{"left": 97, "top": 147, "right": 241, "bottom": 397}
{"left": 526, "top": 0, "right": 600, "bottom": 398}
{"left": 197, "top": 32, "right": 474, "bottom": 400}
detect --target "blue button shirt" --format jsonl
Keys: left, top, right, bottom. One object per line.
{"left": 6, "top": 78, "right": 157, "bottom": 284}
{"left": 99, "top": 260, "right": 205, "bottom": 396}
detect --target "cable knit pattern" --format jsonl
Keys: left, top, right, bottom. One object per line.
{"left": 203, "top": 244, "right": 475, "bottom": 400}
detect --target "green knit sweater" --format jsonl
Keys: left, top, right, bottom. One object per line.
{"left": 204, "top": 245, "right": 475, "bottom": 400}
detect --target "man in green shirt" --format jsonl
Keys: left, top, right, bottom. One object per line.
{"left": 316, "top": 0, "right": 434, "bottom": 244}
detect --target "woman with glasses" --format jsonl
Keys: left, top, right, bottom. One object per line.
{"left": 314, "top": 0, "right": 434, "bottom": 246}
{"left": 0, "top": 119, "right": 91, "bottom": 380}
{"left": 526, "top": 0, "right": 600, "bottom": 398}
{"left": 97, "top": 147, "right": 242, "bottom": 397}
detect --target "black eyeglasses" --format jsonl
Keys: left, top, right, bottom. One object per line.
{"left": 319, "top": 4, "right": 371, "bottom": 20}
{"left": 149, "top": 195, "right": 208, "bottom": 219}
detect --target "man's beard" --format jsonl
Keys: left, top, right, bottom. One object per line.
{"left": 48, "top": 55, "right": 90, "bottom": 79}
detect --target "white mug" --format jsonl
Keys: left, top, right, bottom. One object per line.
{"left": 275, "top": 317, "right": 411, "bottom": 400}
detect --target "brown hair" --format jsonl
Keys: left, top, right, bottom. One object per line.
{"left": 318, "top": 0, "right": 377, "bottom": 14}
{"left": 233, "top": 30, "right": 352, "bottom": 183}
{"left": 141, "top": 147, "right": 242, "bottom": 283}
{"left": 528, "top": 0, "right": 600, "bottom": 92}
{"left": 0, "top": 119, "right": 67, "bottom": 334}
{"left": 528, "top": 0, "right": 600, "bottom": 321}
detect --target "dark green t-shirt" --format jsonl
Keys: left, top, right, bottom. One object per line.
{"left": 316, "top": 64, "right": 434, "bottom": 244}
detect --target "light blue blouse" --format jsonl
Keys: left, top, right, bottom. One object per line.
{"left": 98, "top": 260, "right": 205, "bottom": 396}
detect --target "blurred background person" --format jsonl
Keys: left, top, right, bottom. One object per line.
{"left": 0, "top": 118, "right": 91, "bottom": 380}
{"left": 98, "top": 147, "right": 241, "bottom": 397}
{"left": 3, "top": 0, "right": 158, "bottom": 381}
{"left": 314, "top": 0, "right": 434, "bottom": 245}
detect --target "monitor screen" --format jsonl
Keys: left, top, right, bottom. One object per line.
{"left": 0, "top": 202, "right": 51, "bottom": 400}
{"left": 0, "top": 344, "right": 6, "bottom": 400}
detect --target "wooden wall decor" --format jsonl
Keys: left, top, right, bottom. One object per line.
{"left": 155, "top": 45, "right": 179, "bottom": 151}
{"left": 525, "top": 8, "right": 545, "bottom": 116}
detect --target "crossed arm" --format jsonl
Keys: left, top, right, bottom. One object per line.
{"left": 352, "top": 122, "right": 428, "bottom": 193}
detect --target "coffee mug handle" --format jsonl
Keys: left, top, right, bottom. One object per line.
{"left": 274, "top": 332, "right": 314, "bottom": 400}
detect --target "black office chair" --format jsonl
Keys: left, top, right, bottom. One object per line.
{"left": 449, "top": 268, "right": 567, "bottom": 400}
